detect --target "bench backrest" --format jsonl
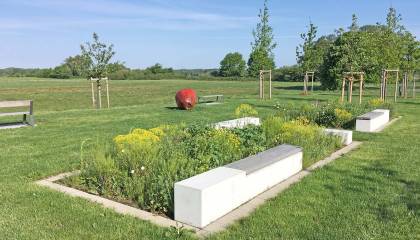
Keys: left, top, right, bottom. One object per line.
{"left": 0, "top": 100, "right": 33, "bottom": 113}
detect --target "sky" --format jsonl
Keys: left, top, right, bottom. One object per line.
{"left": 1, "top": 0, "right": 420, "bottom": 69}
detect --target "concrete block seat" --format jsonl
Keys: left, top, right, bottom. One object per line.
{"left": 174, "top": 144, "right": 302, "bottom": 228}
{"left": 324, "top": 129, "right": 353, "bottom": 145}
{"left": 214, "top": 117, "right": 260, "bottom": 129}
{"left": 356, "top": 109, "right": 390, "bottom": 132}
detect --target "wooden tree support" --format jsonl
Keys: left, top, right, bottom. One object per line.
{"left": 259, "top": 70, "right": 272, "bottom": 99}
{"left": 380, "top": 69, "right": 399, "bottom": 102}
{"left": 90, "top": 77, "right": 110, "bottom": 109}
{"left": 303, "top": 71, "right": 315, "bottom": 95}
{"left": 413, "top": 71, "right": 417, "bottom": 99}
{"left": 341, "top": 72, "right": 364, "bottom": 104}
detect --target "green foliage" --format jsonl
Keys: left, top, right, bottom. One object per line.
{"left": 49, "top": 65, "right": 73, "bottom": 79}
{"left": 272, "top": 65, "right": 301, "bottom": 82}
{"left": 63, "top": 55, "right": 91, "bottom": 77}
{"left": 234, "top": 104, "right": 258, "bottom": 118}
{"left": 319, "top": 8, "right": 420, "bottom": 89}
{"left": 77, "top": 124, "right": 244, "bottom": 216}
{"left": 231, "top": 125, "right": 266, "bottom": 156}
{"left": 262, "top": 117, "right": 341, "bottom": 167}
{"left": 80, "top": 32, "right": 116, "bottom": 79}
{"left": 248, "top": 0, "right": 276, "bottom": 76}
{"left": 296, "top": 21, "right": 320, "bottom": 72}
{"left": 74, "top": 112, "right": 344, "bottom": 217}
{"left": 273, "top": 101, "right": 395, "bottom": 129}
{"left": 145, "top": 63, "right": 174, "bottom": 74}
{"left": 219, "top": 52, "right": 246, "bottom": 77}
{"left": 349, "top": 14, "right": 360, "bottom": 32}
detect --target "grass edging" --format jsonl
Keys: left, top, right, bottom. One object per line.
{"left": 34, "top": 141, "right": 362, "bottom": 237}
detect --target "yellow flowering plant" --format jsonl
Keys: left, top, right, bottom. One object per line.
{"left": 234, "top": 104, "right": 258, "bottom": 118}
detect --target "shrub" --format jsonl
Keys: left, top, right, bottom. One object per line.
{"left": 234, "top": 104, "right": 258, "bottom": 118}
{"left": 231, "top": 125, "right": 266, "bottom": 156}
{"left": 333, "top": 108, "right": 352, "bottom": 128}
{"left": 273, "top": 100, "right": 395, "bottom": 129}
{"left": 262, "top": 118, "right": 341, "bottom": 167}
{"left": 368, "top": 98, "right": 384, "bottom": 107}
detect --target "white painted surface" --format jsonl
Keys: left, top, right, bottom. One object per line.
{"left": 174, "top": 167, "right": 245, "bottom": 228}
{"left": 324, "top": 129, "right": 353, "bottom": 145}
{"left": 214, "top": 117, "right": 260, "bottom": 129}
{"left": 373, "top": 109, "right": 390, "bottom": 127}
{"left": 233, "top": 152, "right": 302, "bottom": 203}
{"left": 174, "top": 149, "right": 302, "bottom": 228}
{"left": 356, "top": 109, "right": 390, "bottom": 132}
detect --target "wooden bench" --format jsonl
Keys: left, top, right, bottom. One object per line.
{"left": 175, "top": 144, "right": 302, "bottom": 228}
{"left": 198, "top": 95, "right": 224, "bottom": 103}
{"left": 0, "top": 100, "right": 35, "bottom": 126}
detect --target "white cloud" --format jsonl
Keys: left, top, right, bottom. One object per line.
{"left": 0, "top": 0, "right": 255, "bottom": 31}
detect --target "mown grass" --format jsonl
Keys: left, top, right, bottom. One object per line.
{"left": 0, "top": 77, "right": 418, "bottom": 239}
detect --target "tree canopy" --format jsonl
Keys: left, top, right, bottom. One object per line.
{"left": 247, "top": 0, "right": 276, "bottom": 76}
{"left": 296, "top": 8, "right": 420, "bottom": 89}
{"left": 80, "top": 33, "right": 116, "bottom": 79}
{"left": 219, "top": 52, "right": 246, "bottom": 77}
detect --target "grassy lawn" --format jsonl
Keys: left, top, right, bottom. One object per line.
{"left": 0, "top": 77, "right": 418, "bottom": 239}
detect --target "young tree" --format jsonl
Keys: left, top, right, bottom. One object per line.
{"left": 248, "top": 0, "right": 276, "bottom": 77}
{"left": 296, "top": 21, "right": 318, "bottom": 72}
{"left": 80, "top": 32, "right": 116, "bottom": 79}
{"left": 349, "top": 14, "right": 359, "bottom": 32}
{"left": 219, "top": 52, "right": 246, "bottom": 77}
{"left": 386, "top": 7, "right": 405, "bottom": 33}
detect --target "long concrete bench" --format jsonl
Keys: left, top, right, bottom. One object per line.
{"left": 324, "top": 129, "right": 353, "bottom": 145}
{"left": 214, "top": 117, "right": 260, "bottom": 129}
{"left": 174, "top": 144, "right": 302, "bottom": 228}
{"left": 356, "top": 109, "right": 389, "bottom": 132}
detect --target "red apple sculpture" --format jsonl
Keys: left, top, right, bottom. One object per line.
{"left": 175, "top": 88, "right": 197, "bottom": 110}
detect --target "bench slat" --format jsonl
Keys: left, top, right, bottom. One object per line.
{"left": 0, "top": 111, "right": 30, "bottom": 117}
{"left": 0, "top": 100, "right": 32, "bottom": 108}
{"left": 225, "top": 144, "right": 302, "bottom": 175}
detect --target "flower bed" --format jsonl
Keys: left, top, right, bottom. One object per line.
{"left": 273, "top": 98, "right": 395, "bottom": 129}
{"left": 61, "top": 116, "right": 342, "bottom": 218}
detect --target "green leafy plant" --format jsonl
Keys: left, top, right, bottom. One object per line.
{"left": 235, "top": 104, "right": 259, "bottom": 118}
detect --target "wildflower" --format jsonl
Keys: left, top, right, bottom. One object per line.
{"left": 130, "top": 169, "right": 135, "bottom": 174}
{"left": 141, "top": 166, "right": 145, "bottom": 171}
{"left": 235, "top": 104, "right": 258, "bottom": 118}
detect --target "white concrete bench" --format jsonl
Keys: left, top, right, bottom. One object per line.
{"left": 324, "top": 129, "right": 352, "bottom": 145}
{"left": 356, "top": 109, "right": 389, "bottom": 132}
{"left": 214, "top": 117, "right": 260, "bottom": 129}
{"left": 174, "top": 144, "right": 302, "bottom": 228}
